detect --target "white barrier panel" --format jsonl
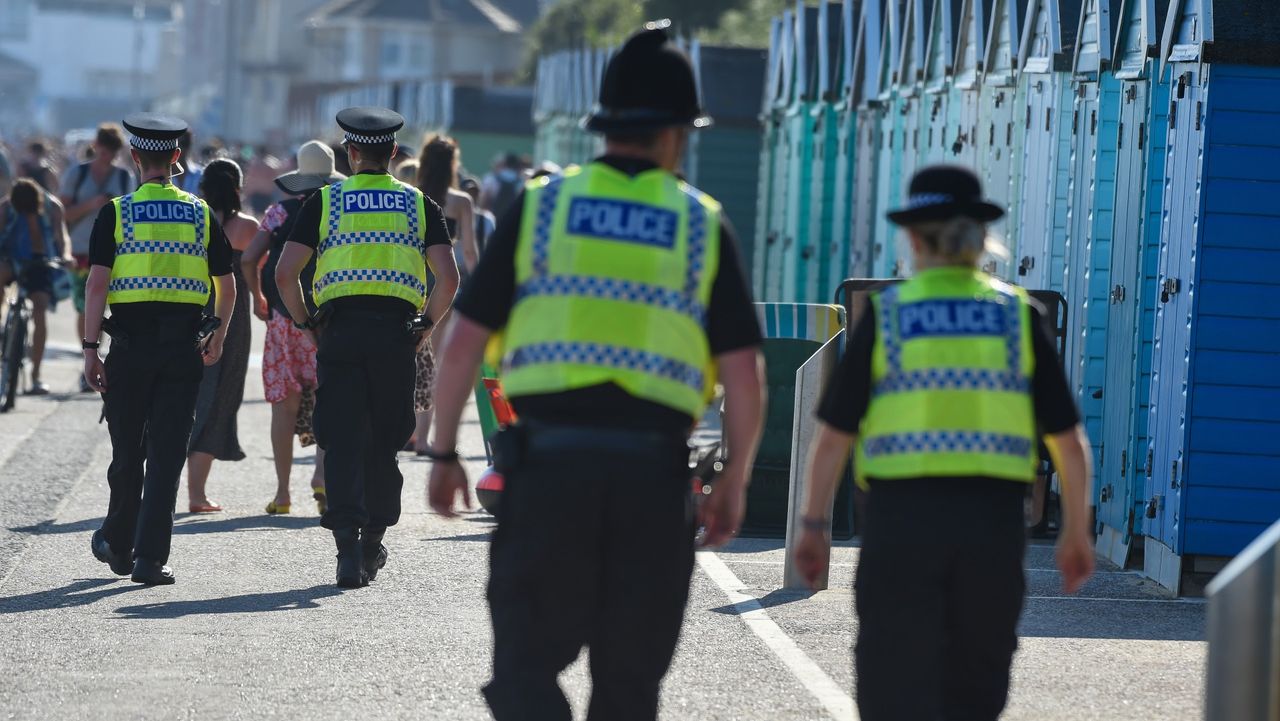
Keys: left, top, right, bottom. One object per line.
{"left": 1204, "top": 518, "right": 1280, "bottom": 721}
{"left": 783, "top": 329, "right": 845, "bottom": 591}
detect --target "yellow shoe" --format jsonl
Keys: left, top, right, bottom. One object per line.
{"left": 265, "top": 501, "right": 291, "bottom": 515}
{"left": 312, "top": 487, "right": 327, "bottom": 515}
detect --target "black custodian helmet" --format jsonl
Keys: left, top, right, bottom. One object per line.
{"left": 583, "top": 20, "right": 712, "bottom": 134}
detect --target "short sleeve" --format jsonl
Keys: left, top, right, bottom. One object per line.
{"left": 286, "top": 193, "right": 322, "bottom": 250}
{"left": 88, "top": 203, "right": 118, "bottom": 267}
{"left": 705, "top": 215, "right": 763, "bottom": 355}
{"left": 816, "top": 312, "right": 876, "bottom": 433}
{"left": 205, "top": 215, "right": 234, "bottom": 276}
{"left": 259, "top": 202, "right": 288, "bottom": 232}
{"left": 421, "top": 194, "right": 452, "bottom": 249}
{"left": 1028, "top": 302, "right": 1080, "bottom": 434}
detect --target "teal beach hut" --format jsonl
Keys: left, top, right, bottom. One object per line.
{"left": 804, "top": 1, "right": 849, "bottom": 303}
{"left": 850, "top": 0, "right": 891, "bottom": 281}
{"left": 947, "top": 0, "right": 995, "bottom": 168}
{"left": 752, "top": 18, "right": 787, "bottom": 298}
{"left": 977, "top": 0, "right": 1030, "bottom": 280}
{"left": 826, "top": 0, "right": 866, "bottom": 291}
{"left": 921, "top": 0, "right": 966, "bottom": 168}
{"left": 870, "top": 0, "right": 907, "bottom": 278}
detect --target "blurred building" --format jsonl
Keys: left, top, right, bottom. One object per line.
{"left": 0, "top": 0, "right": 176, "bottom": 137}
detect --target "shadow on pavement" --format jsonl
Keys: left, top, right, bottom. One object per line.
{"left": 113, "top": 584, "right": 342, "bottom": 619}
{"left": 1018, "top": 597, "right": 1207, "bottom": 641}
{"left": 173, "top": 514, "right": 319, "bottom": 535}
{"left": 423, "top": 532, "right": 493, "bottom": 543}
{"left": 9, "top": 517, "right": 104, "bottom": 535}
{"left": 0, "top": 578, "right": 143, "bottom": 614}
{"left": 709, "top": 587, "right": 816, "bottom": 616}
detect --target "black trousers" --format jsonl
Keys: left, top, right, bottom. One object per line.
{"left": 100, "top": 319, "right": 204, "bottom": 564}
{"left": 483, "top": 424, "right": 695, "bottom": 721}
{"left": 313, "top": 309, "right": 415, "bottom": 532}
{"left": 854, "top": 478, "right": 1027, "bottom": 721}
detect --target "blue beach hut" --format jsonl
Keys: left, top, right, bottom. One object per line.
{"left": 1094, "top": 0, "right": 1170, "bottom": 567}
{"left": 947, "top": 0, "right": 995, "bottom": 168}
{"left": 977, "top": 0, "right": 1031, "bottom": 280}
{"left": 850, "top": 0, "right": 892, "bottom": 281}
{"left": 920, "top": 0, "right": 966, "bottom": 167}
{"left": 762, "top": 10, "right": 796, "bottom": 302}
{"left": 780, "top": 2, "right": 824, "bottom": 302}
{"left": 1013, "top": 0, "right": 1082, "bottom": 291}
{"left": 826, "top": 0, "right": 867, "bottom": 291}
{"left": 804, "top": 1, "right": 849, "bottom": 303}
{"left": 1142, "top": 0, "right": 1280, "bottom": 591}
{"left": 752, "top": 18, "right": 787, "bottom": 298}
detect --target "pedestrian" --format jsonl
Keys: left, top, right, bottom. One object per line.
{"left": 410, "top": 134, "right": 478, "bottom": 455}
{"left": 18, "top": 141, "right": 59, "bottom": 193}
{"left": 393, "top": 158, "right": 418, "bottom": 186}
{"left": 59, "top": 123, "right": 136, "bottom": 390}
{"left": 185, "top": 159, "right": 256, "bottom": 513}
{"left": 244, "top": 146, "right": 283, "bottom": 214}
{"left": 275, "top": 106, "right": 458, "bottom": 588}
{"left": 427, "top": 23, "right": 766, "bottom": 721}
{"left": 84, "top": 113, "right": 236, "bottom": 586}
{"left": 0, "top": 178, "right": 73, "bottom": 394}
{"left": 479, "top": 151, "right": 525, "bottom": 220}
{"left": 793, "top": 165, "right": 1097, "bottom": 721}
{"left": 241, "top": 140, "right": 345, "bottom": 515}
{"left": 460, "top": 177, "right": 495, "bottom": 255}
{"left": 175, "top": 129, "right": 204, "bottom": 196}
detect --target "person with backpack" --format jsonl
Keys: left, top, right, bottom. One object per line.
{"left": 241, "top": 140, "right": 344, "bottom": 516}
{"left": 59, "top": 124, "right": 135, "bottom": 390}
{"left": 479, "top": 152, "right": 525, "bottom": 220}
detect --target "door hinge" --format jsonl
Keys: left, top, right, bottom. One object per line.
{"left": 1118, "top": 122, "right": 1124, "bottom": 149}
{"left": 1169, "top": 101, "right": 1177, "bottom": 129}
{"left": 1091, "top": 109, "right": 1098, "bottom": 135}
{"left": 1073, "top": 109, "right": 1079, "bottom": 135}
{"left": 1161, "top": 277, "right": 1181, "bottom": 303}
{"left": 1007, "top": 122, "right": 1013, "bottom": 145}
{"left": 1138, "top": 122, "right": 1145, "bottom": 150}
{"left": 1121, "top": 449, "right": 1128, "bottom": 478}
{"left": 1145, "top": 448, "right": 1153, "bottom": 477}
{"left": 1110, "top": 284, "right": 1126, "bottom": 303}
{"left": 1025, "top": 105, "right": 1032, "bottom": 129}
{"left": 989, "top": 122, "right": 995, "bottom": 145}
{"left": 1146, "top": 496, "right": 1159, "bottom": 519}
{"left": 1045, "top": 107, "right": 1053, "bottom": 132}
{"left": 1171, "top": 460, "right": 1180, "bottom": 489}
{"left": 1195, "top": 100, "right": 1202, "bottom": 130}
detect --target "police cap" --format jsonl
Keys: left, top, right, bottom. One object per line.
{"left": 583, "top": 20, "right": 712, "bottom": 134}
{"left": 336, "top": 106, "right": 405, "bottom": 146}
{"left": 122, "top": 112, "right": 188, "bottom": 152}
{"left": 886, "top": 165, "right": 1006, "bottom": 226}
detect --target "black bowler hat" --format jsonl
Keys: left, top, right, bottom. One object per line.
{"left": 886, "top": 165, "right": 1005, "bottom": 225}
{"left": 123, "top": 112, "right": 188, "bottom": 152}
{"left": 583, "top": 20, "right": 712, "bottom": 134}
{"left": 336, "top": 106, "right": 405, "bottom": 146}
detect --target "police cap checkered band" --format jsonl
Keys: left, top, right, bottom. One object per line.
{"left": 130, "top": 135, "right": 179, "bottom": 152}
{"left": 907, "top": 193, "right": 954, "bottom": 209}
{"left": 343, "top": 131, "right": 397, "bottom": 145}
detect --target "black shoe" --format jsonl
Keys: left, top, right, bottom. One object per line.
{"left": 333, "top": 529, "right": 367, "bottom": 588}
{"left": 131, "top": 558, "right": 176, "bottom": 585}
{"left": 361, "top": 528, "right": 388, "bottom": 582}
{"left": 90, "top": 530, "right": 132, "bottom": 576}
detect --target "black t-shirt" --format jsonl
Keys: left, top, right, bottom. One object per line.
{"left": 87, "top": 185, "right": 235, "bottom": 322}
{"left": 286, "top": 170, "right": 452, "bottom": 315}
{"left": 453, "top": 156, "right": 764, "bottom": 432}
{"left": 816, "top": 297, "right": 1080, "bottom": 438}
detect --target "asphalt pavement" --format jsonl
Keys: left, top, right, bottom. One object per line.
{"left": 0, "top": 308, "right": 1207, "bottom": 720}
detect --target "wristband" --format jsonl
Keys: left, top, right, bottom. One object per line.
{"left": 800, "top": 516, "right": 831, "bottom": 532}
{"left": 82, "top": 340, "right": 100, "bottom": 350}
{"left": 422, "top": 448, "right": 460, "bottom": 463}
{"left": 293, "top": 316, "right": 315, "bottom": 331}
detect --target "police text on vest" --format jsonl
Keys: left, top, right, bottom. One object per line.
{"left": 343, "top": 190, "right": 409, "bottom": 214}
{"left": 897, "top": 299, "right": 1008, "bottom": 340}
{"left": 132, "top": 201, "right": 197, "bottom": 224}
{"left": 566, "top": 198, "right": 678, "bottom": 249}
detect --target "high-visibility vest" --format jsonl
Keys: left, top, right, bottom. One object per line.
{"left": 498, "top": 162, "right": 721, "bottom": 421}
{"left": 107, "top": 183, "right": 212, "bottom": 306}
{"left": 856, "top": 267, "right": 1038, "bottom": 488}
{"left": 313, "top": 174, "right": 429, "bottom": 308}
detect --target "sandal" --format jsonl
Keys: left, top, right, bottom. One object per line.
{"left": 265, "top": 501, "right": 291, "bottom": 514}
{"left": 312, "top": 486, "right": 327, "bottom": 515}
{"left": 188, "top": 501, "right": 223, "bottom": 514}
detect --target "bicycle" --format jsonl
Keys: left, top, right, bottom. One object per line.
{"left": 0, "top": 263, "right": 33, "bottom": 412}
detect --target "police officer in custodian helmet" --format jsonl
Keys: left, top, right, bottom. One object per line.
{"left": 84, "top": 113, "right": 237, "bottom": 586}
{"left": 275, "top": 107, "right": 458, "bottom": 588}
{"left": 427, "top": 22, "right": 767, "bottom": 721}
{"left": 794, "top": 166, "right": 1097, "bottom": 720}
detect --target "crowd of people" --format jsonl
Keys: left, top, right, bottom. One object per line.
{"left": 0, "top": 124, "right": 536, "bottom": 514}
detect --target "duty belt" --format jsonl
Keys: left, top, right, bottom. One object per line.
{"left": 494, "top": 420, "right": 689, "bottom": 473}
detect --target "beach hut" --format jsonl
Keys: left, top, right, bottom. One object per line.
{"left": 867, "top": 0, "right": 905, "bottom": 280}
{"left": 763, "top": 10, "right": 797, "bottom": 301}
{"left": 825, "top": 0, "right": 863, "bottom": 294}
{"left": 947, "top": 0, "right": 995, "bottom": 168}
{"left": 1013, "top": 0, "right": 1082, "bottom": 292}
{"left": 920, "top": 0, "right": 965, "bottom": 167}
{"left": 1142, "top": 0, "right": 1280, "bottom": 591}
{"left": 850, "top": 0, "right": 894, "bottom": 282}
{"left": 753, "top": 18, "right": 788, "bottom": 298}
{"left": 803, "top": 1, "right": 849, "bottom": 303}
{"left": 780, "top": 2, "right": 824, "bottom": 302}
{"left": 976, "top": 0, "right": 1030, "bottom": 280}
{"left": 1093, "top": 0, "right": 1170, "bottom": 567}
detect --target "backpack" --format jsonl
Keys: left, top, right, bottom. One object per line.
{"left": 490, "top": 171, "right": 523, "bottom": 220}
{"left": 262, "top": 196, "right": 317, "bottom": 315}
{"left": 71, "top": 163, "right": 129, "bottom": 203}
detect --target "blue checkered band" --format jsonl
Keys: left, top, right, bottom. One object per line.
{"left": 507, "top": 341, "right": 704, "bottom": 392}
{"left": 683, "top": 191, "right": 708, "bottom": 297}
{"left": 116, "top": 240, "right": 206, "bottom": 258}
{"left": 877, "top": 286, "right": 1026, "bottom": 396}
{"left": 108, "top": 276, "right": 209, "bottom": 294}
{"left": 863, "top": 431, "right": 1034, "bottom": 458}
{"left": 516, "top": 275, "right": 707, "bottom": 325}
{"left": 118, "top": 193, "right": 206, "bottom": 252}
{"left": 531, "top": 176, "right": 565, "bottom": 276}
{"left": 313, "top": 268, "right": 426, "bottom": 297}
{"left": 344, "top": 131, "right": 396, "bottom": 145}
{"left": 326, "top": 181, "right": 343, "bottom": 237}
{"left": 319, "top": 231, "right": 421, "bottom": 254}
{"left": 906, "top": 193, "right": 954, "bottom": 209}
{"left": 129, "top": 135, "right": 178, "bottom": 152}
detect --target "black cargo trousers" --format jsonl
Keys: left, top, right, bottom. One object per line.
{"left": 483, "top": 422, "right": 696, "bottom": 721}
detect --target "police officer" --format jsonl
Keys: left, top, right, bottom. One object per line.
{"left": 795, "top": 165, "right": 1097, "bottom": 721}
{"left": 84, "top": 113, "right": 237, "bottom": 586}
{"left": 275, "top": 107, "right": 457, "bottom": 588}
{"left": 427, "top": 22, "right": 766, "bottom": 721}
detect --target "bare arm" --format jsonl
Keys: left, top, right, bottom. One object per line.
{"left": 454, "top": 192, "right": 479, "bottom": 272}
{"left": 241, "top": 228, "right": 271, "bottom": 319}
{"left": 1045, "top": 424, "right": 1096, "bottom": 593}
{"left": 81, "top": 265, "right": 111, "bottom": 391}
{"left": 60, "top": 188, "right": 110, "bottom": 227}
{"left": 274, "top": 241, "right": 315, "bottom": 326}
{"left": 424, "top": 243, "right": 459, "bottom": 330}
{"left": 800, "top": 423, "right": 857, "bottom": 521}
{"left": 47, "top": 197, "right": 71, "bottom": 260}
{"left": 700, "top": 347, "right": 766, "bottom": 547}
{"left": 425, "top": 314, "right": 491, "bottom": 517}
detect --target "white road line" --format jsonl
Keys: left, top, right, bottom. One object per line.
{"left": 697, "top": 551, "right": 857, "bottom": 720}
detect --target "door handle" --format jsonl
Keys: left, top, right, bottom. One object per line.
{"left": 1160, "top": 277, "right": 1180, "bottom": 303}
{"left": 1111, "top": 284, "right": 1126, "bottom": 303}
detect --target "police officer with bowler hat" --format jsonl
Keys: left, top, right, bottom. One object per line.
{"left": 84, "top": 113, "right": 237, "bottom": 586}
{"left": 795, "top": 165, "right": 1096, "bottom": 720}
{"left": 275, "top": 106, "right": 457, "bottom": 588}
{"left": 427, "top": 21, "right": 767, "bottom": 721}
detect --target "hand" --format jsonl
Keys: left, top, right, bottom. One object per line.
{"left": 253, "top": 297, "right": 269, "bottom": 321}
{"left": 302, "top": 328, "right": 319, "bottom": 349}
{"left": 1055, "top": 527, "right": 1096, "bottom": 594}
{"left": 698, "top": 472, "right": 747, "bottom": 548}
{"left": 201, "top": 336, "right": 224, "bottom": 366}
{"left": 83, "top": 352, "right": 106, "bottom": 392}
{"left": 92, "top": 194, "right": 111, "bottom": 209}
{"left": 415, "top": 327, "right": 434, "bottom": 353}
{"left": 427, "top": 460, "right": 472, "bottom": 518}
{"left": 792, "top": 526, "right": 831, "bottom": 589}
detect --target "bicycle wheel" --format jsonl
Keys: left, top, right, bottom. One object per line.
{"left": 0, "top": 303, "right": 25, "bottom": 412}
